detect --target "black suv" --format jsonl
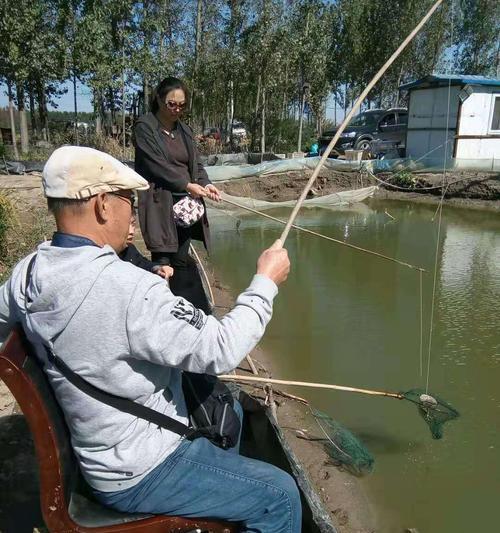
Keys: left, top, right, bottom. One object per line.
{"left": 318, "top": 108, "right": 408, "bottom": 156}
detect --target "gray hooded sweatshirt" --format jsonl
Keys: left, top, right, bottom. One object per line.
{"left": 0, "top": 242, "right": 277, "bottom": 492}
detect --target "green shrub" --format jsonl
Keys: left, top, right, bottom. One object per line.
{"left": 392, "top": 169, "right": 417, "bottom": 188}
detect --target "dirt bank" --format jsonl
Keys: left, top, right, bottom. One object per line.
{"left": 219, "top": 168, "right": 500, "bottom": 210}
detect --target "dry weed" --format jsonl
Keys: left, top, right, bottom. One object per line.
{"left": 0, "top": 191, "right": 54, "bottom": 283}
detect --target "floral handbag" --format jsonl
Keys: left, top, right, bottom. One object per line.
{"left": 172, "top": 195, "right": 205, "bottom": 228}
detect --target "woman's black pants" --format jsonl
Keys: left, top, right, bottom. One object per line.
{"left": 151, "top": 229, "right": 211, "bottom": 315}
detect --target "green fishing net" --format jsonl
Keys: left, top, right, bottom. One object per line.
{"left": 312, "top": 409, "right": 374, "bottom": 476}
{"left": 402, "top": 388, "right": 460, "bottom": 439}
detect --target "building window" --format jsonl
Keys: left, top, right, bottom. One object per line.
{"left": 491, "top": 96, "right": 500, "bottom": 131}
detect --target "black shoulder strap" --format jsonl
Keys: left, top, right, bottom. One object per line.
{"left": 25, "top": 254, "right": 196, "bottom": 440}
{"left": 47, "top": 347, "right": 196, "bottom": 438}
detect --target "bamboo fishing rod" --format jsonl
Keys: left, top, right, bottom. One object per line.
{"left": 217, "top": 195, "right": 426, "bottom": 272}
{"left": 278, "top": 0, "right": 444, "bottom": 245}
{"left": 219, "top": 374, "right": 403, "bottom": 400}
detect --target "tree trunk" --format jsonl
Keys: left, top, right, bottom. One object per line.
{"left": 122, "top": 38, "right": 126, "bottom": 155}
{"left": 71, "top": 0, "right": 79, "bottom": 145}
{"left": 73, "top": 72, "right": 79, "bottom": 145}
{"left": 344, "top": 84, "right": 348, "bottom": 119}
{"left": 36, "top": 81, "right": 50, "bottom": 143}
{"left": 297, "top": 89, "right": 306, "bottom": 152}
{"left": 201, "top": 90, "right": 206, "bottom": 132}
{"left": 395, "top": 65, "right": 404, "bottom": 107}
{"left": 143, "top": 77, "right": 149, "bottom": 114}
{"left": 191, "top": 0, "right": 203, "bottom": 119}
{"left": 7, "top": 82, "right": 19, "bottom": 160}
{"left": 28, "top": 85, "right": 38, "bottom": 138}
{"left": 260, "top": 86, "right": 266, "bottom": 155}
{"left": 132, "top": 94, "right": 137, "bottom": 121}
{"left": 94, "top": 89, "right": 104, "bottom": 135}
{"left": 16, "top": 84, "right": 29, "bottom": 154}
{"left": 109, "top": 87, "right": 116, "bottom": 128}
{"left": 334, "top": 93, "right": 337, "bottom": 125}
{"left": 252, "top": 74, "right": 261, "bottom": 152}
{"left": 277, "top": 62, "right": 288, "bottom": 145}
{"left": 227, "top": 80, "right": 234, "bottom": 146}
{"left": 496, "top": 38, "right": 500, "bottom": 79}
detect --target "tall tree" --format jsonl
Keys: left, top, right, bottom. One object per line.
{"left": 456, "top": 0, "right": 500, "bottom": 75}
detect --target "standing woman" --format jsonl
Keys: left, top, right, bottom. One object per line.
{"left": 134, "top": 77, "right": 220, "bottom": 313}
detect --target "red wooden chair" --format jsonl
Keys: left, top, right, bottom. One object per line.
{"left": 0, "top": 328, "right": 238, "bottom": 533}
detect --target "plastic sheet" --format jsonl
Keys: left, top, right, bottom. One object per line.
{"left": 0, "top": 160, "right": 45, "bottom": 175}
{"left": 205, "top": 156, "right": 500, "bottom": 182}
{"left": 213, "top": 186, "right": 377, "bottom": 211}
{"left": 3, "top": 155, "right": 497, "bottom": 178}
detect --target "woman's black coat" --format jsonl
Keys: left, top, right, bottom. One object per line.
{"left": 134, "top": 112, "right": 211, "bottom": 253}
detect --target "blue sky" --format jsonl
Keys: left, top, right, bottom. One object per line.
{"left": 0, "top": 80, "right": 94, "bottom": 113}
{"left": 1, "top": 80, "right": 343, "bottom": 123}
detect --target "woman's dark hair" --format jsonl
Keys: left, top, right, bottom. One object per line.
{"left": 151, "top": 77, "right": 189, "bottom": 113}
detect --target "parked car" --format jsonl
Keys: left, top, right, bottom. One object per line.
{"left": 231, "top": 120, "right": 247, "bottom": 139}
{"left": 318, "top": 108, "right": 408, "bottom": 156}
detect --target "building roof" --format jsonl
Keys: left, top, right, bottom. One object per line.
{"left": 400, "top": 74, "right": 500, "bottom": 91}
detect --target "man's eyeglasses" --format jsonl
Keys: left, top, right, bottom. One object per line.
{"left": 165, "top": 100, "right": 186, "bottom": 111}
{"left": 109, "top": 192, "right": 136, "bottom": 210}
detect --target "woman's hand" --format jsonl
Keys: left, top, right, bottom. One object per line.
{"left": 205, "top": 184, "right": 221, "bottom": 202}
{"left": 186, "top": 182, "right": 207, "bottom": 198}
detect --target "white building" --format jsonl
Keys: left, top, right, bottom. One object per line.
{"left": 400, "top": 75, "right": 500, "bottom": 164}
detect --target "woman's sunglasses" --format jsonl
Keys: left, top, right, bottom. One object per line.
{"left": 165, "top": 100, "right": 186, "bottom": 110}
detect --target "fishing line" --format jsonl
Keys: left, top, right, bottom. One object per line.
{"left": 420, "top": 269, "right": 424, "bottom": 377}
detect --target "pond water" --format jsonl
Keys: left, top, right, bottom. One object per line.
{"left": 208, "top": 199, "right": 500, "bottom": 533}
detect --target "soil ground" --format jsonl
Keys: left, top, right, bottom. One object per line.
{"left": 219, "top": 168, "right": 500, "bottom": 210}
{"left": 0, "top": 168, "right": 498, "bottom": 532}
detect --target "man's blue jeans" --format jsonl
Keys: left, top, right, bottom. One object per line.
{"left": 93, "top": 402, "right": 302, "bottom": 532}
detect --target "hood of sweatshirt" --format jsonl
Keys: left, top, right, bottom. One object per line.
{"left": 11, "top": 241, "right": 118, "bottom": 344}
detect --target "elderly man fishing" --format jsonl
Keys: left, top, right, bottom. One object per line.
{"left": 0, "top": 146, "right": 300, "bottom": 532}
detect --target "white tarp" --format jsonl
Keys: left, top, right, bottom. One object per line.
{"left": 205, "top": 156, "right": 500, "bottom": 182}
{"left": 205, "top": 157, "right": 364, "bottom": 182}
{"left": 212, "top": 186, "right": 377, "bottom": 212}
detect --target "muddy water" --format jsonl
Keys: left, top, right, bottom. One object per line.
{"left": 208, "top": 199, "right": 500, "bottom": 533}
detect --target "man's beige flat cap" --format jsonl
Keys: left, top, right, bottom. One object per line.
{"left": 43, "top": 146, "right": 149, "bottom": 199}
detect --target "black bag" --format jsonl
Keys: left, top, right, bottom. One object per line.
{"left": 183, "top": 372, "right": 241, "bottom": 449}
{"left": 24, "top": 255, "right": 241, "bottom": 450}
